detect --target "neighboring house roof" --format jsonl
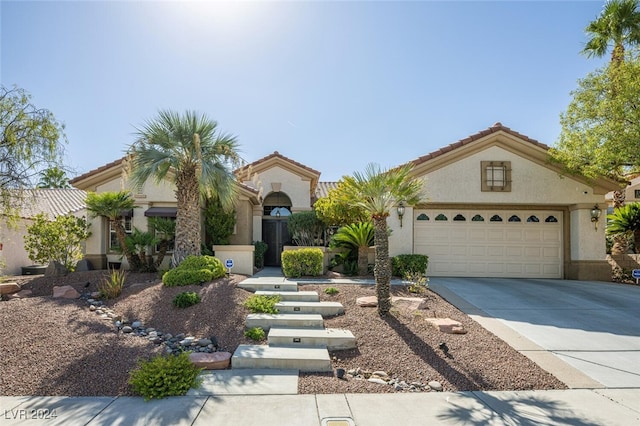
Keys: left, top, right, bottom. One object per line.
{"left": 12, "top": 189, "right": 86, "bottom": 219}
{"left": 315, "top": 181, "right": 338, "bottom": 200}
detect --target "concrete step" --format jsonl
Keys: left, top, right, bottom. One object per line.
{"left": 255, "top": 290, "right": 320, "bottom": 302}
{"left": 275, "top": 301, "right": 344, "bottom": 317}
{"left": 237, "top": 280, "right": 298, "bottom": 292}
{"left": 268, "top": 327, "right": 356, "bottom": 350}
{"left": 246, "top": 313, "right": 325, "bottom": 331}
{"left": 232, "top": 344, "right": 332, "bottom": 372}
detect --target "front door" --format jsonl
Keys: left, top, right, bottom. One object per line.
{"left": 263, "top": 219, "right": 290, "bottom": 266}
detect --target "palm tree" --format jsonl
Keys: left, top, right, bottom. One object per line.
{"left": 582, "top": 0, "right": 640, "bottom": 65}
{"left": 148, "top": 217, "right": 176, "bottom": 268}
{"left": 125, "top": 228, "right": 158, "bottom": 272}
{"left": 85, "top": 191, "right": 140, "bottom": 270}
{"left": 606, "top": 202, "right": 640, "bottom": 252}
{"left": 37, "top": 166, "right": 70, "bottom": 188}
{"left": 128, "top": 110, "right": 241, "bottom": 265}
{"left": 330, "top": 222, "right": 374, "bottom": 276}
{"left": 339, "top": 163, "right": 424, "bottom": 316}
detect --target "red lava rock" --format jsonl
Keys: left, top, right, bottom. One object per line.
{"left": 0, "top": 282, "right": 20, "bottom": 295}
{"left": 189, "top": 351, "right": 231, "bottom": 370}
{"left": 52, "top": 285, "right": 80, "bottom": 299}
{"left": 425, "top": 318, "right": 468, "bottom": 334}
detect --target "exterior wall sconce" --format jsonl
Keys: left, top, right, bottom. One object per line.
{"left": 397, "top": 201, "right": 405, "bottom": 227}
{"left": 590, "top": 205, "right": 602, "bottom": 230}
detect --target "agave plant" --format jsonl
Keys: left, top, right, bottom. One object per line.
{"left": 606, "top": 203, "right": 640, "bottom": 253}
{"left": 330, "top": 222, "right": 374, "bottom": 276}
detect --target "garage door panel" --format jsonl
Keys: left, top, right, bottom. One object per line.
{"left": 415, "top": 209, "right": 562, "bottom": 278}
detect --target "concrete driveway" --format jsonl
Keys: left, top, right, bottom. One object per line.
{"left": 429, "top": 278, "right": 640, "bottom": 389}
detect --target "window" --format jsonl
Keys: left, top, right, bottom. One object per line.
{"left": 527, "top": 215, "right": 540, "bottom": 223}
{"left": 416, "top": 213, "right": 429, "bottom": 221}
{"left": 435, "top": 214, "right": 448, "bottom": 221}
{"left": 545, "top": 215, "right": 558, "bottom": 223}
{"left": 508, "top": 215, "right": 521, "bottom": 222}
{"left": 490, "top": 214, "right": 503, "bottom": 222}
{"left": 453, "top": 214, "right": 466, "bottom": 221}
{"left": 635, "top": 189, "right": 640, "bottom": 199}
{"left": 481, "top": 161, "right": 511, "bottom": 192}
{"left": 109, "top": 217, "right": 132, "bottom": 251}
{"left": 472, "top": 214, "right": 484, "bottom": 222}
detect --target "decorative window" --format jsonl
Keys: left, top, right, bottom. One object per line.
{"left": 545, "top": 215, "right": 558, "bottom": 223}
{"left": 527, "top": 215, "right": 540, "bottom": 223}
{"left": 508, "top": 215, "right": 521, "bottom": 222}
{"left": 416, "top": 213, "right": 429, "bottom": 221}
{"left": 453, "top": 214, "right": 466, "bottom": 221}
{"left": 490, "top": 214, "right": 503, "bottom": 222}
{"left": 481, "top": 161, "right": 512, "bottom": 192}
{"left": 435, "top": 214, "right": 448, "bottom": 221}
{"left": 472, "top": 214, "right": 484, "bottom": 222}
{"left": 109, "top": 216, "right": 132, "bottom": 251}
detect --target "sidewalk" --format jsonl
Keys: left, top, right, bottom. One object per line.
{"left": 2, "top": 389, "right": 639, "bottom": 425}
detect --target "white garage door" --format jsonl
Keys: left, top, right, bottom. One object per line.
{"left": 414, "top": 209, "right": 562, "bottom": 278}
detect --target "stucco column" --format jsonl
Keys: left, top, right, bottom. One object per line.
{"left": 569, "top": 204, "right": 606, "bottom": 261}
{"left": 252, "top": 206, "right": 263, "bottom": 242}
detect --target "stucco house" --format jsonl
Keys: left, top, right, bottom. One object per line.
{"left": 0, "top": 189, "right": 86, "bottom": 275}
{"left": 69, "top": 123, "right": 620, "bottom": 280}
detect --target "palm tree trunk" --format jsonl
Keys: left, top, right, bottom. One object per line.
{"left": 174, "top": 165, "right": 202, "bottom": 263}
{"left": 373, "top": 215, "right": 391, "bottom": 316}
{"left": 112, "top": 220, "right": 140, "bottom": 271}
{"left": 357, "top": 246, "right": 368, "bottom": 276}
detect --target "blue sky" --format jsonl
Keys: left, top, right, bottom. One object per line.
{"left": 1, "top": 0, "right": 609, "bottom": 182}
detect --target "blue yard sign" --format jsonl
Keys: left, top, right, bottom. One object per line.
{"left": 225, "top": 259, "right": 234, "bottom": 272}
{"left": 633, "top": 269, "right": 640, "bottom": 282}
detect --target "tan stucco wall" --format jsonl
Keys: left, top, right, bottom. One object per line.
{"left": 229, "top": 198, "right": 253, "bottom": 245}
{"left": 244, "top": 167, "right": 311, "bottom": 211}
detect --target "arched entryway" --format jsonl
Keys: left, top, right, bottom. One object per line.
{"left": 262, "top": 192, "right": 292, "bottom": 266}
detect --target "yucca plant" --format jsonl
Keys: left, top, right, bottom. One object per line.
{"left": 330, "top": 222, "right": 374, "bottom": 275}
{"left": 606, "top": 203, "right": 640, "bottom": 253}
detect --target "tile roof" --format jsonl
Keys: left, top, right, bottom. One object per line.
{"left": 235, "top": 151, "right": 321, "bottom": 178}
{"left": 315, "top": 181, "right": 338, "bottom": 199}
{"left": 410, "top": 122, "right": 551, "bottom": 167}
{"left": 69, "top": 157, "right": 125, "bottom": 185}
{"left": 13, "top": 189, "right": 86, "bottom": 219}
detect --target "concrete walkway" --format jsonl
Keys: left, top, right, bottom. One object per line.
{"left": 3, "top": 271, "right": 640, "bottom": 425}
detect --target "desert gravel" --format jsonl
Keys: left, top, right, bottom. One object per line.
{"left": 0, "top": 271, "right": 566, "bottom": 396}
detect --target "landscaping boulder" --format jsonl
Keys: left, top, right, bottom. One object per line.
{"left": 52, "top": 285, "right": 80, "bottom": 299}
{"left": 391, "top": 297, "right": 428, "bottom": 311}
{"left": 8, "top": 289, "right": 33, "bottom": 299}
{"left": 0, "top": 282, "right": 20, "bottom": 295}
{"left": 425, "top": 318, "right": 467, "bottom": 334}
{"left": 75, "top": 259, "right": 93, "bottom": 272}
{"left": 189, "top": 351, "right": 231, "bottom": 370}
{"left": 45, "top": 261, "right": 68, "bottom": 277}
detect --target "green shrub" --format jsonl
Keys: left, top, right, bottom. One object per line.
{"left": 244, "top": 327, "right": 266, "bottom": 341}
{"left": 253, "top": 241, "right": 268, "bottom": 269}
{"left": 391, "top": 254, "right": 429, "bottom": 278}
{"left": 281, "top": 248, "right": 323, "bottom": 277}
{"left": 162, "top": 255, "right": 225, "bottom": 286}
{"left": 243, "top": 294, "right": 280, "bottom": 314}
{"left": 287, "top": 211, "right": 324, "bottom": 246}
{"left": 172, "top": 291, "right": 201, "bottom": 308}
{"left": 128, "top": 352, "right": 202, "bottom": 401}
{"left": 98, "top": 268, "right": 126, "bottom": 299}
{"left": 404, "top": 271, "right": 429, "bottom": 294}
{"left": 324, "top": 287, "right": 339, "bottom": 295}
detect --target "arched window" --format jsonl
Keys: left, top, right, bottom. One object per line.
{"left": 453, "top": 214, "right": 466, "bottom": 221}
{"left": 545, "top": 215, "right": 558, "bottom": 223}
{"left": 472, "top": 214, "right": 485, "bottom": 222}
{"left": 435, "top": 214, "right": 448, "bottom": 221}
{"left": 527, "top": 215, "right": 540, "bottom": 223}
{"left": 416, "top": 213, "right": 429, "bottom": 221}
{"left": 490, "top": 215, "right": 503, "bottom": 222}
{"left": 508, "top": 215, "right": 521, "bottom": 222}
{"left": 263, "top": 192, "right": 292, "bottom": 216}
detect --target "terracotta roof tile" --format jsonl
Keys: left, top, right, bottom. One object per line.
{"left": 13, "top": 189, "right": 86, "bottom": 219}
{"left": 69, "top": 157, "right": 125, "bottom": 185}
{"left": 411, "top": 123, "right": 550, "bottom": 167}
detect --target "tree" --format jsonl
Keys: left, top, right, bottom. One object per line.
{"left": 606, "top": 202, "right": 640, "bottom": 252}
{"left": 85, "top": 191, "right": 140, "bottom": 271}
{"left": 128, "top": 110, "right": 240, "bottom": 264}
{"left": 338, "top": 163, "right": 424, "bottom": 316}
{"left": 125, "top": 228, "right": 158, "bottom": 272}
{"left": 148, "top": 217, "right": 176, "bottom": 268}
{"left": 314, "top": 181, "right": 368, "bottom": 227}
{"left": 329, "top": 222, "right": 374, "bottom": 276}
{"left": 0, "top": 85, "right": 66, "bottom": 213}
{"left": 23, "top": 213, "right": 91, "bottom": 271}
{"left": 582, "top": 0, "right": 640, "bottom": 65}
{"left": 287, "top": 210, "right": 324, "bottom": 246}
{"left": 204, "top": 195, "right": 236, "bottom": 246}
{"left": 37, "top": 166, "right": 70, "bottom": 188}
{"left": 550, "top": 53, "right": 640, "bottom": 183}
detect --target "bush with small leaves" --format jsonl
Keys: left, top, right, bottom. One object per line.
{"left": 128, "top": 352, "right": 202, "bottom": 401}
{"left": 324, "top": 287, "right": 339, "bottom": 295}
{"left": 392, "top": 254, "right": 429, "bottom": 278}
{"left": 243, "top": 294, "right": 280, "bottom": 314}
{"left": 244, "top": 327, "right": 266, "bottom": 341}
{"left": 172, "top": 291, "right": 201, "bottom": 308}
{"left": 162, "top": 255, "right": 225, "bottom": 286}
